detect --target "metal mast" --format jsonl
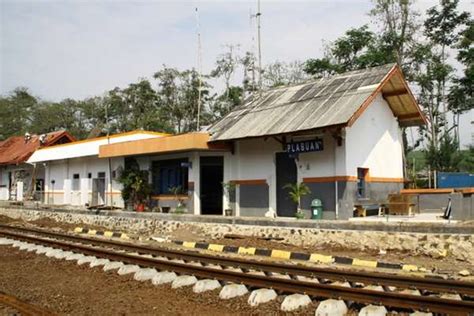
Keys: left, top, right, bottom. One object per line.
{"left": 195, "top": 7, "right": 203, "bottom": 131}
{"left": 256, "top": 0, "right": 262, "bottom": 92}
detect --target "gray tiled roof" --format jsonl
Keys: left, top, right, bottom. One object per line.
{"left": 209, "top": 63, "right": 396, "bottom": 141}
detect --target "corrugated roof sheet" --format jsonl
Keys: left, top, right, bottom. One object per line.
{"left": 210, "top": 63, "right": 404, "bottom": 141}
{"left": 0, "top": 131, "right": 74, "bottom": 165}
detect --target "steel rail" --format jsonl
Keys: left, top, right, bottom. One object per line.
{"left": 1, "top": 224, "right": 473, "bottom": 297}
{"left": 0, "top": 291, "right": 57, "bottom": 316}
{"left": 1, "top": 229, "right": 474, "bottom": 314}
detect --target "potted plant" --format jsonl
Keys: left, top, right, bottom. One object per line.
{"left": 283, "top": 182, "right": 311, "bottom": 219}
{"left": 117, "top": 159, "right": 151, "bottom": 212}
{"left": 222, "top": 181, "right": 237, "bottom": 216}
{"left": 169, "top": 185, "right": 186, "bottom": 214}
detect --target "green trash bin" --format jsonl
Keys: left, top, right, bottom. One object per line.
{"left": 311, "top": 199, "right": 323, "bottom": 220}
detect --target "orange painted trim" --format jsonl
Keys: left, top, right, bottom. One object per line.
{"left": 37, "top": 130, "right": 170, "bottom": 150}
{"left": 230, "top": 179, "right": 267, "bottom": 185}
{"left": 457, "top": 188, "right": 474, "bottom": 194}
{"left": 303, "top": 176, "right": 404, "bottom": 183}
{"left": 99, "top": 132, "right": 231, "bottom": 158}
{"left": 303, "top": 176, "right": 358, "bottom": 183}
{"left": 151, "top": 194, "right": 189, "bottom": 201}
{"left": 401, "top": 188, "right": 454, "bottom": 194}
{"left": 347, "top": 65, "right": 398, "bottom": 127}
{"left": 368, "top": 177, "right": 405, "bottom": 183}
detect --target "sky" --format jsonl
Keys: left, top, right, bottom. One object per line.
{"left": 0, "top": 0, "right": 472, "bottom": 145}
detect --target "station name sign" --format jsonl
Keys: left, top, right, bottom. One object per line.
{"left": 286, "top": 139, "right": 323, "bottom": 154}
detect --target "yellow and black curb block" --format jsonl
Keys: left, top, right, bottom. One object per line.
{"left": 172, "top": 240, "right": 420, "bottom": 272}
{"left": 74, "top": 227, "right": 129, "bottom": 240}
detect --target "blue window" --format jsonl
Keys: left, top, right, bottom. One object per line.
{"left": 152, "top": 159, "right": 188, "bottom": 194}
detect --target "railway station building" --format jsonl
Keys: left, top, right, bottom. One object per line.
{"left": 26, "top": 64, "right": 426, "bottom": 219}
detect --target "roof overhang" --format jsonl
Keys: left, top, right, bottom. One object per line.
{"left": 99, "top": 132, "right": 231, "bottom": 158}
{"left": 348, "top": 65, "right": 427, "bottom": 127}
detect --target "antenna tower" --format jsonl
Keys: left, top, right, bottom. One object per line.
{"left": 195, "top": 7, "right": 203, "bottom": 131}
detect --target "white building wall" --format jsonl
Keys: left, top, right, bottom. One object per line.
{"left": 44, "top": 156, "right": 124, "bottom": 207}
{"left": 344, "top": 93, "right": 404, "bottom": 178}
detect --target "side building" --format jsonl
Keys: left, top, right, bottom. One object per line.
{"left": 27, "top": 131, "right": 169, "bottom": 207}
{"left": 0, "top": 131, "right": 75, "bottom": 201}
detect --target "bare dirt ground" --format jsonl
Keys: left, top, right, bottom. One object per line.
{"left": 0, "top": 245, "right": 323, "bottom": 316}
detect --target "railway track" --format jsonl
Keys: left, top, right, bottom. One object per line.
{"left": 0, "top": 291, "right": 56, "bottom": 316}
{"left": 0, "top": 224, "right": 473, "bottom": 314}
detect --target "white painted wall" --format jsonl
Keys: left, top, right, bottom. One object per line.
{"left": 344, "top": 93, "right": 404, "bottom": 178}
{"left": 44, "top": 156, "right": 124, "bottom": 207}
{"left": 0, "top": 168, "right": 9, "bottom": 200}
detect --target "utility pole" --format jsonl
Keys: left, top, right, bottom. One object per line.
{"left": 105, "top": 99, "right": 113, "bottom": 207}
{"left": 256, "top": 0, "right": 262, "bottom": 93}
{"left": 195, "top": 7, "right": 203, "bottom": 131}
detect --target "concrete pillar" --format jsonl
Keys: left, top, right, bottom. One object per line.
{"left": 190, "top": 152, "right": 201, "bottom": 215}
{"left": 16, "top": 181, "right": 24, "bottom": 201}
{"left": 63, "top": 179, "right": 71, "bottom": 204}
{"left": 80, "top": 178, "right": 89, "bottom": 205}
{"left": 222, "top": 152, "right": 231, "bottom": 214}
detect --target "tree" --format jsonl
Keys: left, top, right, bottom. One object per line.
{"left": 154, "top": 66, "right": 211, "bottom": 133}
{"left": 263, "top": 60, "right": 308, "bottom": 87}
{"left": 0, "top": 88, "right": 37, "bottom": 139}
{"left": 412, "top": 0, "right": 470, "bottom": 171}
{"left": 369, "top": 0, "right": 419, "bottom": 67}
{"left": 211, "top": 44, "right": 240, "bottom": 98}
{"left": 304, "top": 25, "right": 397, "bottom": 77}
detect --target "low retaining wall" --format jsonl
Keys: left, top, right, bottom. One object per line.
{"left": 1, "top": 206, "right": 473, "bottom": 264}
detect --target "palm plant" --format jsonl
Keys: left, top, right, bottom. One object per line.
{"left": 283, "top": 182, "right": 311, "bottom": 218}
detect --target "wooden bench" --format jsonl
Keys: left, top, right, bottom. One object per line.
{"left": 353, "top": 204, "right": 382, "bottom": 217}
{"left": 384, "top": 194, "right": 416, "bottom": 216}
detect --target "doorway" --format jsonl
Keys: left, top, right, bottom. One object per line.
{"left": 92, "top": 172, "right": 106, "bottom": 206}
{"left": 200, "top": 156, "right": 223, "bottom": 215}
{"left": 276, "top": 152, "right": 297, "bottom": 217}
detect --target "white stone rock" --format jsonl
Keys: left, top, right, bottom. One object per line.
{"left": 331, "top": 281, "right": 352, "bottom": 288}
{"left": 19, "top": 242, "right": 32, "bottom": 250}
{"left": 152, "top": 271, "right": 177, "bottom": 285}
{"left": 0, "top": 238, "right": 14, "bottom": 245}
{"left": 409, "top": 312, "right": 433, "bottom": 316}
{"left": 12, "top": 241, "right": 24, "bottom": 248}
{"left": 54, "top": 251, "right": 73, "bottom": 259}
{"left": 35, "top": 246, "right": 50, "bottom": 254}
{"left": 440, "top": 293, "right": 462, "bottom": 301}
{"left": 193, "top": 279, "right": 221, "bottom": 293}
{"left": 358, "top": 305, "right": 387, "bottom": 316}
{"left": 65, "top": 253, "right": 84, "bottom": 261}
{"left": 22, "top": 244, "right": 38, "bottom": 251}
{"left": 103, "top": 261, "right": 125, "bottom": 272}
{"left": 77, "top": 256, "right": 96, "bottom": 265}
{"left": 248, "top": 288, "right": 277, "bottom": 307}
{"left": 315, "top": 299, "right": 348, "bottom": 316}
{"left": 363, "top": 285, "right": 385, "bottom": 292}
{"left": 45, "top": 249, "right": 63, "bottom": 258}
{"left": 117, "top": 264, "right": 141, "bottom": 275}
{"left": 295, "top": 275, "right": 319, "bottom": 283}
{"left": 458, "top": 269, "right": 470, "bottom": 277}
{"left": 399, "top": 289, "right": 421, "bottom": 296}
{"left": 89, "top": 258, "right": 110, "bottom": 268}
{"left": 25, "top": 245, "right": 40, "bottom": 252}
{"left": 219, "top": 284, "right": 249, "bottom": 300}
{"left": 171, "top": 275, "right": 198, "bottom": 289}
{"left": 134, "top": 268, "right": 158, "bottom": 281}
{"left": 281, "top": 294, "right": 312, "bottom": 311}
